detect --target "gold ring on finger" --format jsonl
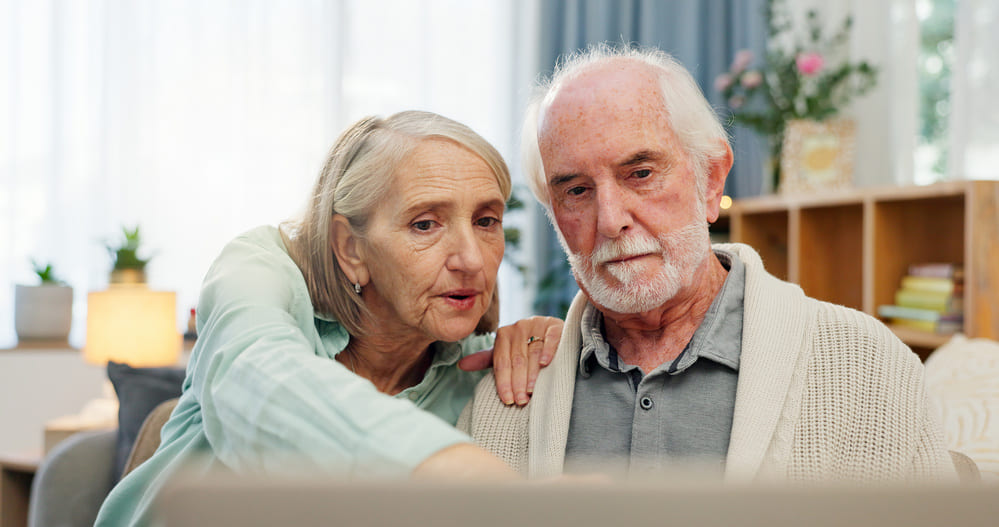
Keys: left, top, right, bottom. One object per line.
{"left": 527, "top": 336, "right": 544, "bottom": 344}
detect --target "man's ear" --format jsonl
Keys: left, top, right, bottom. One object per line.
{"left": 704, "top": 140, "right": 734, "bottom": 223}
{"left": 330, "top": 215, "right": 368, "bottom": 286}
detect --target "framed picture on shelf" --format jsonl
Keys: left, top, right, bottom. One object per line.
{"left": 779, "top": 118, "right": 856, "bottom": 195}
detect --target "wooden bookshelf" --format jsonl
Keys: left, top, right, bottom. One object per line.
{"left": 725, "top": 180, "right": 999, "bottom": 356}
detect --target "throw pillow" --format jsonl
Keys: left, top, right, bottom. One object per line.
{"left": 924, "top": 334, "right": 999, "bottom": 480}
{"left": 106, "top": 361, "right": 186, "bottom": 482}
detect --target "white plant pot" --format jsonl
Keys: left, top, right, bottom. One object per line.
{"left": 14, "top": 284, "right": 74, "bottom": 341}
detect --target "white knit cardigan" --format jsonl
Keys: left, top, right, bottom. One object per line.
{"left": 458, "top": 243, "right": 956, "bottom": 482}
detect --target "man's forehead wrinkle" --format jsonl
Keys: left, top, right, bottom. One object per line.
{"left": 537, "top": 60, "right": 677, "bottom": 184}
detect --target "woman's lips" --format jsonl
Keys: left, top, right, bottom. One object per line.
{"left": 441, "top": 289, "right": 480, "bottom": 310}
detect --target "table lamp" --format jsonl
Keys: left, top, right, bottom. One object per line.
{"left": 84, "top": 285, "right": 181, "bottom": 367}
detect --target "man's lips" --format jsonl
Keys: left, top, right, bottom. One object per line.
{"left": 603, "top": 253, "right": 654, "bottom": 265}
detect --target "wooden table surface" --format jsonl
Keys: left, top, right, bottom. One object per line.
{"left": 0, "top": 452, "right": 41, "bottom": 527}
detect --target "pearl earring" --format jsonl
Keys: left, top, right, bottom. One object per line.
{"left": 354, "top": 282, "right": 362, "bottom": 295}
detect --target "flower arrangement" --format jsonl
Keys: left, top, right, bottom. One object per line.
{"left": 716, "top": 0, "right": 878, "bottom": 189}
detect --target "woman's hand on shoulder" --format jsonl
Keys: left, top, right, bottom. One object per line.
{"left": 458, "top": 316, "right": 563, "bottom": 406}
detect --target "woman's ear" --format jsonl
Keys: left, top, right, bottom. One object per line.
{"left": 330, "top": 215, "right": 368, "bottom": 286}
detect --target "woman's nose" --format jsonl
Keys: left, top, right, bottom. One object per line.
{"left": 445, "top": 225, "right": 485, "bottom": 274}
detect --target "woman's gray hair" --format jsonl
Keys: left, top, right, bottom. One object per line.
{"left": 522, "top": 43, "right": 729, "bottom": 208}
{"left": 282, "top": 110, "right": 511, "bottom": 337}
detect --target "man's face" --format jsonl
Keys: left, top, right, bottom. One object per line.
{"left": 539, "top": 63, "right": 711, "bottom": 314}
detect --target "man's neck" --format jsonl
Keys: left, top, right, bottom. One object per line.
{"left": 601, "top": 252, "right": 729, "bottom": 374}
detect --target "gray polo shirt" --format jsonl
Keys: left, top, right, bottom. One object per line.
{"left": 563, "top": 249, "right": 745, "bottom": 477}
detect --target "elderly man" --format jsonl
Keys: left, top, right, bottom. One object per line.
{"left": 458, "top": 46, "right": 956, "bottom": 482}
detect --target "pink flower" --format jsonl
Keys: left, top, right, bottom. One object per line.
{"left": 796, "top": 52, "right": 825, "bottom": 76}
{"left": 731, "top": 50, "right": 754, "bottom": 73}
{"left": 714, "top": 73, "right": 733, "bottom": 92}
{"left": 740, "top": 71, "right": 763, "bottom": 89}
{"left": 728, "top": 95, "right": 745, "bottom": 109}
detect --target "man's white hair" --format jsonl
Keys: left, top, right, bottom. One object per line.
{"left": 521, "top": 43, "right": 729, "bottom": 209}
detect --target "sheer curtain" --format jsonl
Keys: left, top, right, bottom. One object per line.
{"left": 948, "top": 0, "right": 999, "bottom": 180}
{"left": 0, "top": 0, "right": 527, "bottom": 348}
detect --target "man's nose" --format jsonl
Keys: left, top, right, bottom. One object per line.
{"left": 595, "top": 183, "right": 632, "bottom": 238}
{"left": 445, "top": 225, "right": 485, "bottom": 273}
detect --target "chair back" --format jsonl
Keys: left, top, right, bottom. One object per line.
{"left": 122, "top": 397, "right": 179, "bottom": 477}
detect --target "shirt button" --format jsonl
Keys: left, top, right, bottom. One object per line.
{"left": 639, "top": 396, "right": 654, "bottom": 410}
{"left": 408, "top": 392, "right": 419, "bottom": 401}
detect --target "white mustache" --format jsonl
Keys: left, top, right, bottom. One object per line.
{"left": 591, "top": 235, "right": 663, "bottom": 266}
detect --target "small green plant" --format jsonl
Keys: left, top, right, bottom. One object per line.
{"left": 31, "top": 259, "right": 63, "bottom": 285}
{"left": 503, "top": 191, "right": 527, "bottom": 276}
{"left": 106, "top": 225, "right": 152, "bottom": 271}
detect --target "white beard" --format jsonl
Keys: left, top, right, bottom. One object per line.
{"left": 560, "top": 220, "right": 710, "bottom": 314}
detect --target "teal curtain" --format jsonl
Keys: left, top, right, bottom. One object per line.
{"left": 530, "top": 0, "right": 768, "bottom": 316}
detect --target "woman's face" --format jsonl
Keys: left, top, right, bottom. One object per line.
{"left": 358, "top": 138, "right": 505, "bottom": 344}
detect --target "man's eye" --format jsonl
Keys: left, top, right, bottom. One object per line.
{"left": 413, "top": 220, "right": 434, "bottom": 231}
{"left": 567, "top": 186, "right": 586, "bottom": 196}
{"left": 633, "top": 169, "right": 652, "bottom": 179}
{"left": 476, "top": 217, "right": 500, "bottom": 228}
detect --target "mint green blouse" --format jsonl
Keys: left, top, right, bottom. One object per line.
{"left": 95, "top": 226, "right": 491, "bottom": 526}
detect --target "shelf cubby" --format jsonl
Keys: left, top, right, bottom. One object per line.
{"left": 724, "top": 180, "right": 999, "bottom": 356}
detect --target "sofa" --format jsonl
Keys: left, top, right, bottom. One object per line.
{"left": 924, "top": 334, "right": 999, "bottom": 480}
{"left": 27, "top": 362, "right": 184, "bottom": 527}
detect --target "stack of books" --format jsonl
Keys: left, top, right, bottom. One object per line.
{"left": 878, "top": 263, "right": 964, "bottom": 334}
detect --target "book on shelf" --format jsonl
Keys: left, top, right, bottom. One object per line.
{"left": 899, "top": 275, "right": 964, "bottom": 295}
{"left": 907, "top": 262, "right": 964, "bottom": 280}
{"left": 885, "top": 262, "right": 966, "bottom": 336}
{"left": 893, "top": 288, "right": 963, "bottom": 313}
{"left": 877, "top": 304, "right": 963, "bottom": 323}
{"left": 889, "top": 317, "right": 963, "bottom": 335}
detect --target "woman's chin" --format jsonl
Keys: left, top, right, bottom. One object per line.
{"left": 428, "top": 318, "right": 481, "bottom": 343}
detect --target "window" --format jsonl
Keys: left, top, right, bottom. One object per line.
{"left": 1, "top": 0, "right": 527, "bottom": 348}
{"left": 914, "top": 0, "right": 955, "bottom": 184}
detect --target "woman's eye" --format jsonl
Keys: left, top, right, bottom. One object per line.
{"left": 412, "top": 220, "right": 434, "bottom": 231}
{"left": 633, "top": 169, "right": 652, "bottom": 179}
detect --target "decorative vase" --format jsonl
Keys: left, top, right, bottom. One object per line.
{"left": 762, "top": 135, "right": 783, "bottom": 194}
{"left": 14, "top": 283, "right": 74, "bottom": 341}
{"left": 779, "top": 118, "right": 856, "bottom": 195}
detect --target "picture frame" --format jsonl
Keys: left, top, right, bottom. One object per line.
{"left": 779, "top": 118, "right": 856, "bottom": 195}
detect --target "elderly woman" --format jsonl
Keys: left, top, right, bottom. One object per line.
{"left": 95, "top": 111, "right": 562, "bottom": 526}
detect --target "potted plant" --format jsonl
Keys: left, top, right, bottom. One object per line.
{"left": 14, "top": 260, "right": 73, "bottom": 342}
{"left": 106, "top": 225, "right": 152, "bottom": 284}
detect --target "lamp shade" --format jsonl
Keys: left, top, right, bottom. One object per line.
{"left": 84, "top": 286, "right": 181, "bottom": 367}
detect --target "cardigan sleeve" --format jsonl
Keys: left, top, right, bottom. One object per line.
{"left": 793, "top": 303, "right": 958, "bottom": 482}
{"left": 186, "top": 228, "right": 471, "bottom": 477}
{"left": 910, "top": 385, "right": 960, "bottom": 480}
{"left": 458, "top": 373, "right": 531, "bottom": 474}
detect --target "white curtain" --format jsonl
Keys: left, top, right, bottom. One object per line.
{"left": 948, "top": 0, "right": 999, "bottom": 180}
{"left": 0, "top": 0, "right": 531, "bottom": 348}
